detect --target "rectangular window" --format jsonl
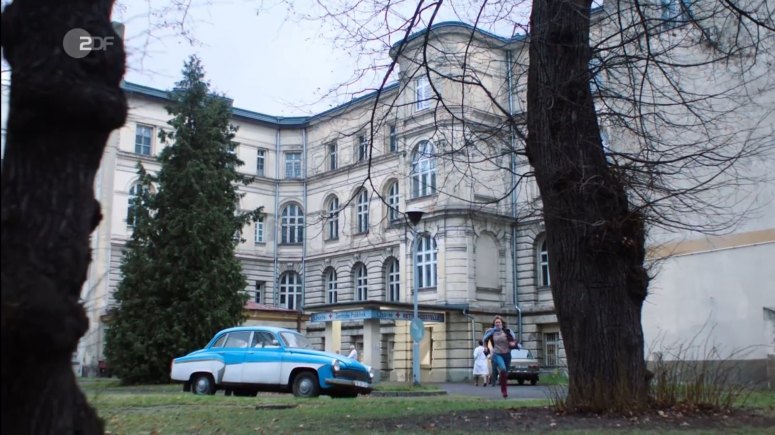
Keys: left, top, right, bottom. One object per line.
{"left": 135, "top": 124, "right": 153, "bottom": 155}
{"left": 388, "top": 124, "right": 397, "bottom": 152}
{"left": 256, "top": 149, "right": 265, "bottom": 176}
{"left": 285, "top": 152, "right": 302, "bottom": 179}
{"left": 357, "top": 135, "right": 368, "bottom": 162}
{"left": 544, "top": 332, "right": 560, "bottom": 367}
{"left": 255, "top": 281, "right": 265, "bottom": 304}
{"left": 328, "top": 143, "right": 337, "bottom": 171}
{"left": 415, "top": 76, "right": 431, "bottom": 111}
{"left": 256, "top": 218, "right": 265, "bottom": 243}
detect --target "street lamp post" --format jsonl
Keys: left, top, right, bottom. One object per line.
{"left": 406, "top": 209, "right": 424, "bottom": 386}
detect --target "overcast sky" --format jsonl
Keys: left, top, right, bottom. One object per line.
{"left": 116, "top": 0, "right": 366, "bottom": 116}
{"left": 1, "top": 0, "right": 533, "bottom": 144}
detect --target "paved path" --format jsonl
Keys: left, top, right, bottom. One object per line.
{"left": 434, "top": 382, "right": 562, "bottom": 401}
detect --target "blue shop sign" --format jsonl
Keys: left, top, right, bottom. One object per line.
{"left": 310, "top": 309, "right": 444, "bottom": 323}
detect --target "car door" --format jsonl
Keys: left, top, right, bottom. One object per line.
{"left": 241, "top": 330, "right": 284, "bottom": 385}
{"left": 217, "top": 331, "right": 252, "bottom": 383}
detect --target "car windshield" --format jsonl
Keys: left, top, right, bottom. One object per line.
{"left": 279, "top": 331, "right": 314, "bottom": 349}
{"left": 511, "top": 349, "right": 533, "bottom": 359}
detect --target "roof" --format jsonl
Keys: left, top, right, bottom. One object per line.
{"left": 121, "top": 81, "right": 398, "bottom": 128}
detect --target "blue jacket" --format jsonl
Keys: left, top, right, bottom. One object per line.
{"left": 482, "top": 327, "right": 518, "bottom": 353}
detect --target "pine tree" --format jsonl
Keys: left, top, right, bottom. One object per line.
{"left": 105, "top": 56, "right": 259, "bottom": 384}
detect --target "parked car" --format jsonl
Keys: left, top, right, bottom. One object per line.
{"left": 170, "top": 326, "right": 373, "bottom": 398}
{"left": 507, "top": 349, "right": 540, "bottom": 385}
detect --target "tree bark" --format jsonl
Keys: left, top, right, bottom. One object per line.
{"left": 526, "top": 0, "right": 649, "bottom": 411}
{"left": 1, "top": 0, "right": 127, "bottom": 432}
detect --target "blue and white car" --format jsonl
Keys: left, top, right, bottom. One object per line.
{"left": 170, "top": 326, "right": 373, "bottom": 398}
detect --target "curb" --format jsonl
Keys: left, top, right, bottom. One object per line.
{"left": 370, "top": 390, "right": 448, "bottom": 397}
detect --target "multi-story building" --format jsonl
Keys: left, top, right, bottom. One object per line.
{"left": 78, "top": 3, "right": 774, "bottom": 383}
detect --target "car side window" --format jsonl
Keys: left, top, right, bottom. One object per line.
{"left": 251, "top": 331, "right": 277, "bottom": 348}
{"left": 212, "top": 334, "right": 228, "bottom": 349}
{"left": 224, "top": 331, "right": 251, "bottom": 348}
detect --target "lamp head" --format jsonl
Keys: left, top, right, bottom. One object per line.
{"left": 406, "top": 208, "right": 424, "bottom": 226}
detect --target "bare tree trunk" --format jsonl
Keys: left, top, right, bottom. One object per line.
{"left": 526, "top": 0, "right": 649, "bottom": 411}
{"left": 1, "top": 0, "right": 127, "bottom": 432}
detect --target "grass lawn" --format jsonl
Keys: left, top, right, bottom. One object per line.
{"left": 80, "top": 379, "right": 774, "bottom": 434}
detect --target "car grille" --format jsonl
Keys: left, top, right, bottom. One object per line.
{"left": 335, "top": 369, "right": 371, "bottom": 383}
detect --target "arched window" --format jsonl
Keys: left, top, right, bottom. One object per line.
{"left": 538, "top": 236, "right": 551, "bottom": 287}
{"left": 387, "top": 181, "right": 400, "bottom": 223}
{"left": 281, "top": 203, "right": 304, "bottom": 244}
{"left": 411, "top": 141, "right": 436, "bottom": 198}
{"left": 326, "top": 196, "right": 339, "bottom": 240}
{"left": 127, "top": 182, "right": 148, "bottom": 227}
{"left": 385, "top": 257, "right": 400, "bottom": 302}
{"left": 324, "top": 268, "right": 338, "bottom": 304}
{"left": 415, "top": 234, "right": 437, "bottom": 288}
{"left": 279, "top": 272, "right": 303, "bottom": 309}
{"left": 356, "top": 189, "right": 369, "bottom": 234}
{"left": 354, "top": 263, "right": 368, "bottom": 301}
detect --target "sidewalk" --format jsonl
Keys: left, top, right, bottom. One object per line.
{"left": 437, "top": 382, "right": 555, "bottom": 400}
{"left": 372, "top": 382, "right": 556, "bottom": 400}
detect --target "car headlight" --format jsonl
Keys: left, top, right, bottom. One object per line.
{"left": 332, "top": 359, "right": 341, "bottom": 372}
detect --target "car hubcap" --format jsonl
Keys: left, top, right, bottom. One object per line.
{"left": 194, "top": 378, "right": 209, "bottom": 394}
{"left": 298, "top": 378, "right": 313, "bottom": 395}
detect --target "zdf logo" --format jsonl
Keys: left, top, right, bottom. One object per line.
{"left": 63, "top": 28, "right": 115, "bottom": 59}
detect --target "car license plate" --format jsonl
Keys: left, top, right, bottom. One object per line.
{"left": 354, "top": 380, "right": 369, "bottom": 388}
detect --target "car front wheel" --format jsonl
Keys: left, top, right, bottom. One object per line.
{"left": 292, "top": 372, "right": 320, "bottom": 398}
{"left": 191, "top": 373, "right": 215, "bottom": 395}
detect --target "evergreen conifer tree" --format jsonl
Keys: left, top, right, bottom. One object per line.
{"left": 105, "top": 56, "right": 259, "bottom": 384}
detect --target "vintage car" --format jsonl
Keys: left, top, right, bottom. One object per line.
{"left": 507, "top": 349, "right": 540, "bottom": 385}
{"left": 170, "top": 326, "right": 373, "bottom": 398}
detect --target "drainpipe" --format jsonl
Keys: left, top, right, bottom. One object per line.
{"left": 301, "top": 128, "right": 307, "bottom": 314}
{"left": 273, "top": 129, "right": 280, "bottom": 306}
{"left": 506, "top": 49, "right": 522, "bottom": 343}
{"left": 462, "top": 307, "right": 476, "bottom": 378}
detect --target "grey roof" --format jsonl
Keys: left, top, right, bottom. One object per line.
{"left": 122, "top": 81, "right": 398, "bottom": 128}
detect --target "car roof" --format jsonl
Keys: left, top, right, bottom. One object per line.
{"left": 217, "top": 326, "right": 297, "bottom": 334}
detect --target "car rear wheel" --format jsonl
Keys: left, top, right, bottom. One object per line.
{"left": 191, "top": 373, "right": 215, "bottom": 395}
{"left": 292, "top": 372, "right": 320, "bottom": 398}
{"left": 517, "top": 379, "right": 525, "bottom": 385}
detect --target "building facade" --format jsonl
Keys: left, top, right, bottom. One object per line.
{"left": 78, "top": 3, "right": 774, "bottom": 383}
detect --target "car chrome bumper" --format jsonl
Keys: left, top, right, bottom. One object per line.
{"left": 325, "top": 377, "right": 373, "bottom": 392}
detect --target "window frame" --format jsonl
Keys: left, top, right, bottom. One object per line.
{"left": 255, "top": 280, "right": 265, "bottom": 304}
{"left": 388, "top": 124, "right": 398, "bottom": 153}
{"left": 386, "top": 258, "right": 400, "bottom": 302}
{"left": 387, "top": 181, "right": 400, "bottom": 223}
{"left": 328, "top": 142, "right": 337, "bottom": 171}
{"left": 544, "top": 332, "right": 560, "bottom": 367}
{"left": 256, "top": 149, "right": 266, "bottom": 176}
{"left": 356, "top": 189, "right": 369, "bottom": 234}
{"left": 415, "top": 76, "right": 431, "bottom": 111}
{"left": 279, "top": 272, "right": 303, "bottom": 310}
{"left": 357, "top": 135, "right": 368, "bottom": 162}
{"left": 327, "top": 196, "right": 339, "bottom": 240}
{"left": 415, "top": 234, "right": 437, "bottom": 289}
{"left": 134, "top": 124, "right": 153, "bottom": 156}
{"left": 254, "top": 216, "right": 265, "bottom": 244}
{"left": 126, "top": 182, "right": 147, "bottom": 227}
{"left": 280, "top": 203, "right": 304, "bottom": 244}
{"left": 411, "top": 140, "right": 437, "bottom": 198}
{"left": 354, "top": 263, "right": 368, "bottom": 301}
{"left": 538, "top": 237, "right": 551, "bottom": 287}
{"left": 325, "top": 268, "right": 338, "bottom": 304}
{"left": 285, "top": 152, "right": 302, "bottom": 179}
